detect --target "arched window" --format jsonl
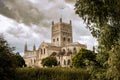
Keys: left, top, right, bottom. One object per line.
{"left": 67, "top": 59, "right": 70, "bottom": 65}
{"left": 41, "top": 49, "right": 42, "bottom": 54}
{"left": 57, "top": 38, "right": 59, "bottom": 41}
{"left": 64, "top": 60, "right": 66, "bottom": 65}
{"left": 73, "top": 47, "right": 77, "bottom": 53}
{"left": 53, "top": 39, "right": 55, "bottom": 42}
{"left": 63, "top": 37, "right": 66, "bottom": 41}
{"left": 44, "top": 48, "right": 45, "bottom": 54}
{"left": 68, "top": 38, "right": 70, "bottom": 42}
{"left": 34, "top": 59, "right": 36, "bottom": 63}
{"left": 73, "top": 47, "right": 76, "bottom": 50}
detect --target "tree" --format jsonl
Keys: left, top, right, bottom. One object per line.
{"left": 72, "top": 48, "right": 96, "bottom": 68}
{"left": 96, "top": 51, "right": 108, "bottom": 68}
{"left": 75, "top": 0, "right": 120, "bottom": 49}
{"left": 106, "top": 44, "right": 120, "bottom": 80}
{"left": 12, "top": 52, "right": 26, "bottom": 68}
{"left": 41, "top": 56, "right": 58, "bottom": 67}
{"left": 75, "top": 0, "right": 120, "bottom": 79}
{"left": 0, "top": 35, "right": 15, "bottom": 80}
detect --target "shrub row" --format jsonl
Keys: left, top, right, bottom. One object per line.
{"left": 15, "top": 68, "right": 90, "bottom": 80}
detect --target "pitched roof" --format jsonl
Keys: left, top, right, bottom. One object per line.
{"left": 39, "top": 42, "right": 57, "bottom": 49}
{"left": 65, "top": 42, "right": 86, "bottom": 47}
{"left": 24, "top": 54, "right": 36, "bottom": 58}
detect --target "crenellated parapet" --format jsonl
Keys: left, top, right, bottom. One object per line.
{"left": 51, "top": 18, "right": 73, "bottom": 47}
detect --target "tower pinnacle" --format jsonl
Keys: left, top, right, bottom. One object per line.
{"left": 60, "top": 18, "right": 62, "bottom": 23}
{"left": 24, "top": 42, "right": 27, "bottom": 52}
{"left": 52, "top": 21, "right": 54, "bottom": 25}
{"left": 33, "top": 44, "right": 36, "bottom": 51}
{"left": 70, "top": 20, "right": 72, "bottom": 25}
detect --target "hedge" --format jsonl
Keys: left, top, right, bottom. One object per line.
{"left": 15, "top": 68, "right": 90, "bottom": 80}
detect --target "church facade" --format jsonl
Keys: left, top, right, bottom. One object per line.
{"left": 23, "top": 18, "right": 87, "bottom": 67}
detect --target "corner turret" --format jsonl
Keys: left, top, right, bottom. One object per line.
{"left": 70, "top": 20, "right": 72, "bottom": 25}
{"left": 33, "top": 44, "right": 36, "bottom": 51}
{"left": 24, "top": 42, "right": 27, "bottom": 52}
{"left": 60, "top": 18, "right": 62, "bottom": 23}
{"left": 52, "top": 21, "right": 54, "bottom": 25}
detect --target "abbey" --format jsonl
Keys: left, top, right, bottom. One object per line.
{"left": 23, "top": 18, "right": 86, "bottom": 67}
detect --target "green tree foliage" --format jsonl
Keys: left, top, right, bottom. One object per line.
{"left": 72, "top": 48, "right": 95, "bottom": 68}
{"left": 75, "top": 0, "right": 120, "bottom": 79}
{"left": 75, "top": 0, "right": 120, "bottom": 49}
{"left": 96, "top": 52, "right": 108, "bottom": 68}
{"left": 12, "top": 52, "right": 26, "bottom": 68}
{"left": 106, "top": 44, "right": 120, "bottom": 80}
{"left": 41, "top": 56, "right": 58, "bottom": 67}
{"left": 0, "top": 35, "right": 15, "bottom": 80}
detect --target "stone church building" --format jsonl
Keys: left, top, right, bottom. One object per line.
{"left": 23, "top": 18, "right": 86, "bottom": 67}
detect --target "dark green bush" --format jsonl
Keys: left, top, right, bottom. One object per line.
{"left": 41, "top": 56, "right": 58, "bottom": 67}
{"left": 15, "top": 68, "right": 90, "bottom": 80}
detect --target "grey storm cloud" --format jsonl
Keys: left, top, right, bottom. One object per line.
{"left": 0, "top": 0, "right": 46, "bottom": 26}
{"left": 6, "top": 21, "right": 51, "bottom": 40}
{"left": 6, "top": 26, "right": 30, "bottom": 39}
{"left": 0, "top": 0, "right": 15, "bottom": 19}
{"left": 0, "top": 0, "right": 75, "bottom": 26}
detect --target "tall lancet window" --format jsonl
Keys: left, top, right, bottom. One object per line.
{"left": 41, "top": 49, "right": 42, "bottom": 54}
{"left": 44, "top": 48, "right": 45, "bottom": 54}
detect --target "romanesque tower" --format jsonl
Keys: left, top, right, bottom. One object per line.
{"left": 51, "top": 18, "right": 73, "bottom": 46}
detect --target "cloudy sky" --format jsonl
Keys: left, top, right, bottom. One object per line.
{"left": 0, "top": 0, "right": 97, "bottom": 55}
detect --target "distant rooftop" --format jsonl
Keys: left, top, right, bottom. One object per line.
{"left": 65, "top": 42, "right": 86, "bottom": 46}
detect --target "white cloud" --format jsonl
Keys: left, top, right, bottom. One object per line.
{"left": 78, "top": 36, "right": 98, "bottom": 50}
{"left": 0, "top": 15, "right": 14, "bottom": 32}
